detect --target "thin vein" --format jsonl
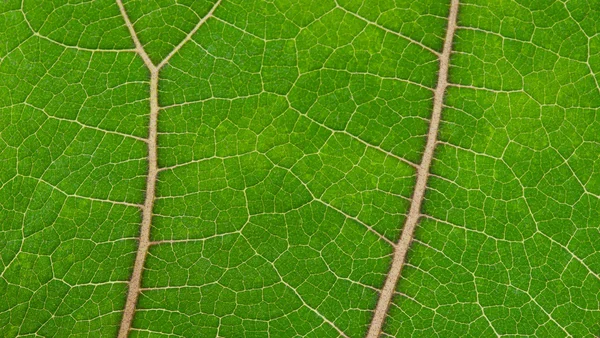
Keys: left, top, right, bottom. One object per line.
{"left": 285, "top": 105, "right": 420, "bottom": 170}
{"left": 412, "top": 237, "right": 572, "bottom": 337}
{"left": 157, "top": 0, "right": 222, "bottom": 69}
{"left": 424, "top": 214, "right": 600, "bottom": 282}
{"left": 333, "top": 0, "right": 441, "bottom": 57}
{"left": 35, "top": 32, "right": 138, "bottom": 53}
{"left": 263, "top": 158, "right": 399, "bottom": 247}
{"left": 22, "top": 102, "right": 148, "bottom": 143}
{"left": 18, "top": 3, "right": 138, "bottom": 54}
{"left": 22, "top": 174, "right": 143, "bottom": 208}
{"left": 366, "top": 0, "right": 460, "bottom": 336}
{"left": 238, "top": 231, "right": 351, "bottom": 338}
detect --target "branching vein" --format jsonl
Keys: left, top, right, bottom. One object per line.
{"left": 115, "top": 1, "right": 221, "bottom": 336}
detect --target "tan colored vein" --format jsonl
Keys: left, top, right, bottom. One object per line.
{"left": 115, "top": 1, "right": 219, "bottom": 337}
{"left": 366, "top": 0, "right": 460, "bottom": 336}
{"left": 115, "top": 0, "right": 156, "bottom": 71}
{"left": 117, "top": 69, "right": 158, "bottom": 338}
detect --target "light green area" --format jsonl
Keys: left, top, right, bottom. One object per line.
{"left": 1, "top": 0, "right": 599, "bottom": 337}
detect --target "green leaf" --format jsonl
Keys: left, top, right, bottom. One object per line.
{"left": 1, "top": 0, "right": 599, "bottom": 337}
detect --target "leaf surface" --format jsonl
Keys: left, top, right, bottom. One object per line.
{"left": 1, "top": 0, "right": 599, "bottom": 337}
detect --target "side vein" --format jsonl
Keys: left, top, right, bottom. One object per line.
{"left": 157, "top": 0, "right": 222, "bottom": 69}
{"left": 365, "top": 0, "right": 460, "bottom": 336}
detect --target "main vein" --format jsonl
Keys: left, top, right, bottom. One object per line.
{"left": 366, "top": 0, "right": 460, "bottom": 336}
{"left": 115, "top": 1, "right": 221, "bottom": 337}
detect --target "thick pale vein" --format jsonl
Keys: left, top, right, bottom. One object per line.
{"left": 115, "top": 1, "right": 221, "bottom": 337}
{"left": 117, "top": 70, "right": 158, "bottom": 338}
{"left": 115, "top": 0, "right": 155, "bottom": 70}
{"left": 366, "top": 0, "right": 460, "bottom": 336}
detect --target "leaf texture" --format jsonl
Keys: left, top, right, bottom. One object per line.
{"left": 0, "top": 0, "right": 599, "bottom": 337}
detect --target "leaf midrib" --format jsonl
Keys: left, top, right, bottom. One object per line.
{"left": 366, "top": 0, "right": 460, "bottom": 336}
